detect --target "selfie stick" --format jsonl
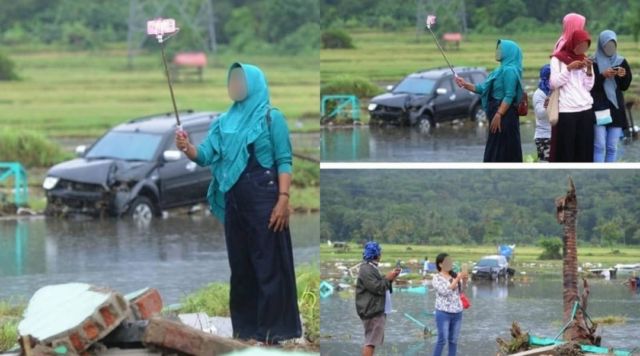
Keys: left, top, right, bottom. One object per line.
{"left": 148, "top": 19, "right": 182, "bottom": 131}
{"left": 425, "top": 15, "right": 456, "bottom": 76}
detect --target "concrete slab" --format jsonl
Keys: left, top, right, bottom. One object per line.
{"left": 17, "top": 283, "right": 129, "bottom": 353}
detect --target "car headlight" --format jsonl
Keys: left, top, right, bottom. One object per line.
{"left": 43, "top": 176, "right": 60, "bottom": 190}
{"left": 368, "top": 103, "right": 378, "bottom": 111}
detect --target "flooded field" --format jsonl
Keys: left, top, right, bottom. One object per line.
{"left": 321, "top": 122, "right": 640, "bottom": 162}
{"left": 320, "top": 276, "right": 640, "bottom": 355}
{"left": 0, "top": 213, "right": 319, "bottom": 304}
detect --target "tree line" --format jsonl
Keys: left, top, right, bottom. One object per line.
{"left": 321, "top": 0, "right": 640, "bottom": 40}
{"left": 321, "top": 170, "right": 640, "bottom": 247}
{"left": 0, "top": 0, "right": 319, "bottom": 53}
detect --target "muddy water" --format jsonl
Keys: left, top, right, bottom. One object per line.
{"left": 321, "top": 121, "right": 640, "bottom": 162}
{"left": 320, "top": 277, "right": 640, "bottom": 355}
{"left": 0, "top": 213, "right": 319, "bottom": 304}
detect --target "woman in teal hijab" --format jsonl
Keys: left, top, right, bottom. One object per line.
{"left": 175, "top": 62, "right": 301, "bottom": 344}
{"left": 455, "top": 39, "right": 524, "bottom": 162}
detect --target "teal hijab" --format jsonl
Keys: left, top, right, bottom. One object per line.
{"left": 205, "top": 62, "right": 271, "bottom": 221}
{"left": 480, "top": 39, "right": 523, "bottom": 112}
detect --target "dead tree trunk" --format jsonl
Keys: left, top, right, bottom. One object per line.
{"left": 556, "top": 177, "right": 579, "bottom": 338}
{"left": 555, "top": 177, "right": 597, "bottom": 345}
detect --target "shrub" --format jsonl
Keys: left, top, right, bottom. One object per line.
{"left": 278, "top": 23, "right": 320, "bottom": 54}
{"left": 538, "top": 237, "right": 563, "bottom": 260}
{"left": 0, "top": 51, "right": 19, "bottom": 81}
{"left": 321, "top": 28, "right": 355, "bottom": 49}
{"left": 0, "top": 128, "right": 70, "bottom": 167}
{"left": 321, "top": 75, "right": 382, "bottom": 99}
{"left": 60, "top": 22, "right": 100, "bottom": 50}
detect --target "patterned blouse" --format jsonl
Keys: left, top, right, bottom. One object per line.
{"left": 432, "top": 273, "right": 463, "bottom": 313}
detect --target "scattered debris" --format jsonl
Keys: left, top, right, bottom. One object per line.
{"left": 142, "top": 317, "right": 246, "bottom": 355}
{"left": 496, "top": 322, "right": 530, "bottom": 355}
{"left": 497, "top": 179, "right": 634, "bottom": 356}
{"left": 16, "top": 207, "right": 37, "bottom": 216}
{"left": 8, "top": 283, "right": 310, "bottom": 355}
{"left": 319, "top": 281, "right": 334, "bottom": 298}
{"left": 18, "top": 283, "right": 130, "bottom": 354}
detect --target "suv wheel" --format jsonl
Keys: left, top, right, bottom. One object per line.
{"left": 471, "top": 104, "right": 487, "bottom": 123}
{"left": 417, "top": 115, "right": 434, "bottom": 131}
{"left": 128, "top": 196, "right": 156, "bottom": 222}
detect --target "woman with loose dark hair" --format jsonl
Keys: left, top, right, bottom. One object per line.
{"left": 432, "top": 253, "right": 468, "bottom": 356}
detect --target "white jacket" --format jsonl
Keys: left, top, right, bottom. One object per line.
{"left": 550, "top": 56, "right": 594, "bottom": 113}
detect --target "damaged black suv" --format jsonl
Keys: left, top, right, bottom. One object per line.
{"left": 368, "top": 67, "right": 488, "bottom": 129}
{"left": 43, "top": 111, "right": 217, "bottom": 220}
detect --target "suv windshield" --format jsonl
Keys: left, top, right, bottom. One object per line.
{"left": 393, "top": 77, "right": 436, "bottom": 95}
{"left": 86, "top": 131, "right": 162, "bottom": 161}
{"left": 477, "top": 259, "right": 500, "bottom": 267}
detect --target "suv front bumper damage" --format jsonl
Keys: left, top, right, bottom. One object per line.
{"left": 45, "top": 180, "right": 135, "bottom": 218}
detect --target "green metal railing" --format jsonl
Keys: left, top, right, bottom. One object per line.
{"left": 0, "top": 162, "right": 29, "bottom": 206}
{"left": 321, "top": 95, "right": 360, "bottom": 122}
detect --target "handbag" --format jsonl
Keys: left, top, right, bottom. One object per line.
{"left": 595, "top": 109, "right": 613, "bottom": 126}
{"left": 488, "top": 76, "right": 528, "bottom": 117}
{"left": 546, "top": 60, "right": 562, "bottom": 126}
{"left": 460, "top": 292, "right": 471, "bottom": 310}
{"left": 517, "top": 86, "right": 528, "bottom": 116}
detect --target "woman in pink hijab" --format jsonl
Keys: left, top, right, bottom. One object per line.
{"left": 549, "top": 13, "right": 587, "bottom": 162}
{"left": 553, "top": 13, "right": 586, "bottom": 55}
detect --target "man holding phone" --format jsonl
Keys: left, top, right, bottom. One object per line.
{"left": 355, "top": 241, "right": 400, "bottom": 356}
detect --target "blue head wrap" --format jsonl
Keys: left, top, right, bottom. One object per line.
{"left": 538, "top": 64, "right": 551, "bottom": 96}
{"left": 363, "top": 241, "right": 381, "bottom": 262}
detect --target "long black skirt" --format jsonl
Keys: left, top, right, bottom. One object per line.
{"left": 554, "top": 109, "right": 595, "bottom": 162}
{"left": 483, "top": 99, "right": 523, "bottom": 162}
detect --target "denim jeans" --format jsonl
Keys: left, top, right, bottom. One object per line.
{"left": 594, "top": 125, "right": 623, "bottom": 162}
{"left": 433, "top": 310, "right": 463, "bottom": 356}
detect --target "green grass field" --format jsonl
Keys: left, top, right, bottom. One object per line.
{"left": 0, "top": 44, "right": 319, "bottom": 138}
{"left": 0, "top": 300, "right": 23, "bottom": 353}
{"left": 0, "top": 44, "right": 319, "bottom": 212}
{"left": 321, "top": 29, "right": 640, "bottom": 125}
{"left": 320, "top": 242, "right": 640, "bottom": 276}
{"left": 321, "top": 29, "right": 640, "bottom": 86}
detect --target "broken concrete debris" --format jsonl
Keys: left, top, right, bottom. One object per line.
{"left": 18, "top": 283, "right": 130, "bottom": 354}
{"left": 9, "top": 283, "right": 315, "bottom": 355}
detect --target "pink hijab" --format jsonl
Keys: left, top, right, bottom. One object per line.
{"left": 552, "top": 13, "right": 586, "bottom": 56}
